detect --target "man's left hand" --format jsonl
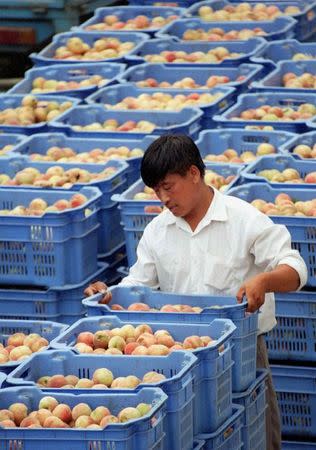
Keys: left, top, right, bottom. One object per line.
{"left": 236, "top": 273, "right": 268, "bottom": 313}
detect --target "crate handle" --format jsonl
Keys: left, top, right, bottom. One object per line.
{"left": 223, "top": 425, "right": 234, "bottom": 440}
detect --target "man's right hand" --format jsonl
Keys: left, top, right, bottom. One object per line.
{"left": 84, "top": 281, "right": 112, "bottom": 304}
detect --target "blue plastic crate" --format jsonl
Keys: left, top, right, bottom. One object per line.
{"left": 282, "top": 442, "right": 316, "bottom": 449}
{"left": 7, "top": 349, "right": 197, "bottom": 450}
{"left": 227, "top": 183, "right": 316, "bottom": 287}
{"left": 31, "top": 31, "right": 149, "bottom": 67}
{"left": 0, "top": 386, "right": 167, "bottom": 450}
{"left": 266, "top": 291, "right": 316, "bottom": 361}
{"left": 125, "top": 37, "right": 267, "bottom": 67}
{"left": 0, "top": 133, "right": 27, "bottom": 159}
{"left": 193, "top": 441, "right": 205, "bottom": 450}
{"left": 195, "top": 128, "right": 296, "bottom": 164}
{"left": 0, "top": 94, "right": 79, "bottom": 135}
{"left": 50, "top": 315, "right": 236, "bottom": 435}
{"left": 13, "top": 132, "right": 156, "bottom": 186}
{"left": 197, "top": 405, "right": 244, "bottom": 450}
{"left": 83, "top": 286, "right": 258, "bottom": 393}
{"left": 0, "top": 157, "right": 128, "bottom": 255}
{"left": 213, "top": 92, "right": 316, "bottom": 133}
{"left": 186, "top": 0, "right": 316, "bottom": 41}
{"left": 0, "top": 319, "right": 68, "bottom": 374}
{"left": 78, "top": 6, "right": 185, "bottom": 37}
{"left": 8, "top": 63, "right": 126, "bottom": 100}
{"left": 0, "top": 186, "right": 101, "bottom": 286}
{"left": 50, "top": 104, "right": 203, "bottom": 140}
{"left": 279, "top": 130, "right": 316, "bottom": 161}
{"left": 112, "top": 167, "right": 241, "bottom": 266}
{"left": 85, "top": 82, "right": 236, "bottom": 128}
{"left": 241, "top": 154, "right": 316, "bottom": 188}
{"left": 233, "top": 370, "right": 268, "bottom": 450}
{"left": 251, "top": 39, "right": 316, "bottom": 69}
{"left": 271, "top": 365, "right": 316, "bottom": 438}
{"left": 119, "top": 62, "right": 263, "bottom": 97}
{"left": 99, "top": 241, "right": 127, "bottom": 285}
{"left": 157, "top": 16, "right": 296, "bottom": 41}
{"left": 253, "top": 60, "right": 316, "bottom": 95}
{"left": 0, "top": 262, "right": 107, "bottom": 322}
{"left": 0, "top": 372, "right": 6, "bottom": 387}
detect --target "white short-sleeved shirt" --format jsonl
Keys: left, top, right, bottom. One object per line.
{"left": 120, "top": 188, "right": 308, "bottom": 334}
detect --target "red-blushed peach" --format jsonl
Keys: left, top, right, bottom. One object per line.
{"left": 47, "top": 375, "right": 67, "bottom": 388}
{"left": 183, "top": 336, "right": 204, "bottom": 349}
{"left": 0, "top": 419, "right": 17, "bottom": 427}
{"left": 135, "top": 324, "right": 153, "bottom": 339}
{"left": 37, "top": 409, "right": 52, "bottom": 426}
{"left": 127, "top": 302, "right": 150, "bottom": 311}
{"left": 136, "top": 332, "right": 156, "bottom": 347}
{"left": 9, "top": 403, "right": 28, "bottom": 425}
{"left": 74, "top": 343, "right": 94, "bottom": 354}
{"left": 155, "top": 334, "right": 175, "bottom": 348}
{"left": 124, "top": 342, "right": 139, "bottom": 355}
{"left": 43, "top": 416, "right": 69, "bottom": 428}
{"left": 29, "top": 337, "right": 49, "bottom": 353}
{"left": 0, "top": 410, "right": 14, "bottom": 422}
{"left": 75, "top": 378, "right": 94, "bottom": 389}
{"left": 77, "top": 331, "right": 94, "bottom": 347}
{"left": 72, "top": 403, "right": 92, "bottom": 421}
{"left": 7, "top": 333, "right": 26, "bottom": 347}
{"left": 111, "top": 304, "right": 124, "bottom": 311}
{"left": 20, "top": 416, "right": 41, "bottom": 428}
{"left": 52, "top": 404, "right": 72, "bottom": 423}
{"left": 9, "top": 345, "right": 32, "bottom": 361}
{"left": 100, "top": 415, "right": 119, "bottom": 428}
{"left": 160, "top": 305, "right": 178, "bottom": 312}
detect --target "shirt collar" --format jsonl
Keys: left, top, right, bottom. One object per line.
{"left": 164, "top": 187, "right": 228, "bottom": 227}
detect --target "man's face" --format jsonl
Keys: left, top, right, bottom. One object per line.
{"left": 153, "top": 167, "right": 200, "bottom": 217}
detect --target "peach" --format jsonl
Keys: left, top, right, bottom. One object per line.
{"left": 47, "top": 375, "right": 67, "bottom": 388}
{"left": 131, "top": 345, "right": 148, "bottom": 356}
{"left": 118, "top": 407, "right": 141, "bottom": 423}
{"left": 75, "top": 378, "right": 94, "bottom": 389}
{"left": 120, "top": 324, "right": 136, "bottom": 340}
{"left": 52, "top": 404, "right": 72, "bottom": 423}
{"left": 7, "top": 332, "right": 26, "bottom": 347}
{"left": 38, "top": 396, "right": 59, "bottom": 412}
{"left": 147, "top": 345, "right": 170, "bottom": 356}
{"left": 0, "top": 410, "right": 14, "bottom": 421}
{"left": 183, "top": 336, "right": 204, "bottom": 349}
{"left": 72, "top": 403, "right": 92, "bottom": 421}
{"left": 29, "top": 337, "right": 49, "bottom": 353}
{"left": 111, "top": 304, "right": 124, "bottom": 311}
{"left": 20, "top": 416, "right": 40, "bottom": 428}
{"left": 127, "top": 302, "right": 150, "bottom": 311}
{"left": 136, "top": 403, "right": 151, "bottom": 417}
{"left": 23, "top": 333, "right": 41, "bottom": 346}
{"left": 90, "top": 406, "right": 110, "bottom": 424}
{"left": 105, "top": 348, "right": 123, "bottom": 355}
{"left": 170, "top": 344, "right": 184, "bottom": 351}
{"left": 75, "top": 415, "right": 95, "bottom": 428}
{"left": 93, "top": 348, "right": 107, "bottom": 354}
{"left": 37, "top": 409, "right": 52, "bottom": 426}
{"left": 93, "top": 330, "right": 112, "bottom": 349}
{"left": 142, "top": 371, "right": 166, "bottom": 384}
{"left": 75, "top": 343, "right": 94, "bottom": 353}
{"left": 0, "top": 419, "right": 16, "bottom": 428}
{"left": 100, "top": 415, "right": 119, "bottom": 427}
{"left": 77, "top": 331, "right": 94, "bottom": 347}
{"left": 70, "top": 193, "right": 88, "bottom": 208}
{"left": 108, "top": 336, "right": 126, "bottom": 352}
{"left": 201, "top": 336, "right": 213, "bottom": 346}
{"left": 91, "top": 384, "right": 108, "bottom": 389}
{"left": 9, "top": 403, "right": 28, "bottom": 425}
{"left": 43, "top": 416, "right": 68, "bottom": 428}
{"left": 136, "top": 332, "right": 156, "bottom": 347}
{"left": 92, "top": 368, "right": 113, "bottom": 386}
{"left": 64, "top": 375, "right": 79, "bottom": 386}
{"left": 124, "top": 342, "right": 139, "bottom": 355}
{"left": 160, "top": 305, "right": 178, "bottom": 312}
{"left": 305, "top": 172, "right": 316, "bottom": 183}
{"left": 156, "top": 334, "right": 175, "bottom": 348}
{"left": 135, "top": 324, "right": 153, "bottom": 339}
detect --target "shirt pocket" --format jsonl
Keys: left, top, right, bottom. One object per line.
{"left": 203, "top": 255, "right": 238, "bottom": 293}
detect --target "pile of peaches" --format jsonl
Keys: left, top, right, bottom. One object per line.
{"left": 31, "top": 75, "right": 108, "bottom": 94}
{"left": 144, "top": 47, "right": 241, "bottom": 64}
{"left": 282, "top": 72, "right": 316, "bottom": 89}
{"left": 197, "top": 3, "right": 300, "bottom": 21}
{"left": 136, "top": 74, "right": 244, "bottom": 89}
{"left": 73, "top": 324, "right": 217, "bottom": 356}
{"left": 182, "top": 27, "right": 267, "bottom": 41}
{"left": 0, "top": 332, "right": 50, "bottom": 364}
{"left": 251, "top": 193, "right": 316, "bottom": 217}
{"left": 0, "top": 396, "right": 152, "bottom": 429}
{"left": 204, "top": 143, "right": 276, "bottom": 164}
{"left": 85, "top": 13, "right": 179, "bottom": 31}
{"left": 257, "top": 167, "right": 316, "bottom": 183}
{"left": 72, "top": 119, "right": 156, "bottom": 133}
{"left": 232, "top": 103, "right": 316, "bottom": 122}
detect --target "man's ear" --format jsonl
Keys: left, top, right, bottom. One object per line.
{"left": 189, "top": 165, "right": 202, "bottom": 183}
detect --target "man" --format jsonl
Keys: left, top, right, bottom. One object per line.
{"left": 86, "top": 135, "right": 307, "bottom": 450}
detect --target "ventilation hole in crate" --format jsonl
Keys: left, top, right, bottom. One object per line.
{"left": 242, "top": 135, "right": 269, "bottom": 144}
{"left": 306, "top": 227, "right": 316, "bottom": 240}
{"left": 9, "top": 440, "right": 23, "bottom": 450}
{"left": 35, "top": 302, "right": 46, "bottom": 315}
{"left": 88, "top": 441, "right": 103, "bottom": 450}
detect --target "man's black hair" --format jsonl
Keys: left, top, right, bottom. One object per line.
{"left": 141, "top": 134, "right": 205, "bottom": 188}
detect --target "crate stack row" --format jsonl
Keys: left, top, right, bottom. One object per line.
{"left": 0, "top": 0, "right": 315, "bottom": 449}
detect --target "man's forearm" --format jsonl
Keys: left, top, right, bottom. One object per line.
{"left": 262, "top": 264, "right": 300, "bottom": 293}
